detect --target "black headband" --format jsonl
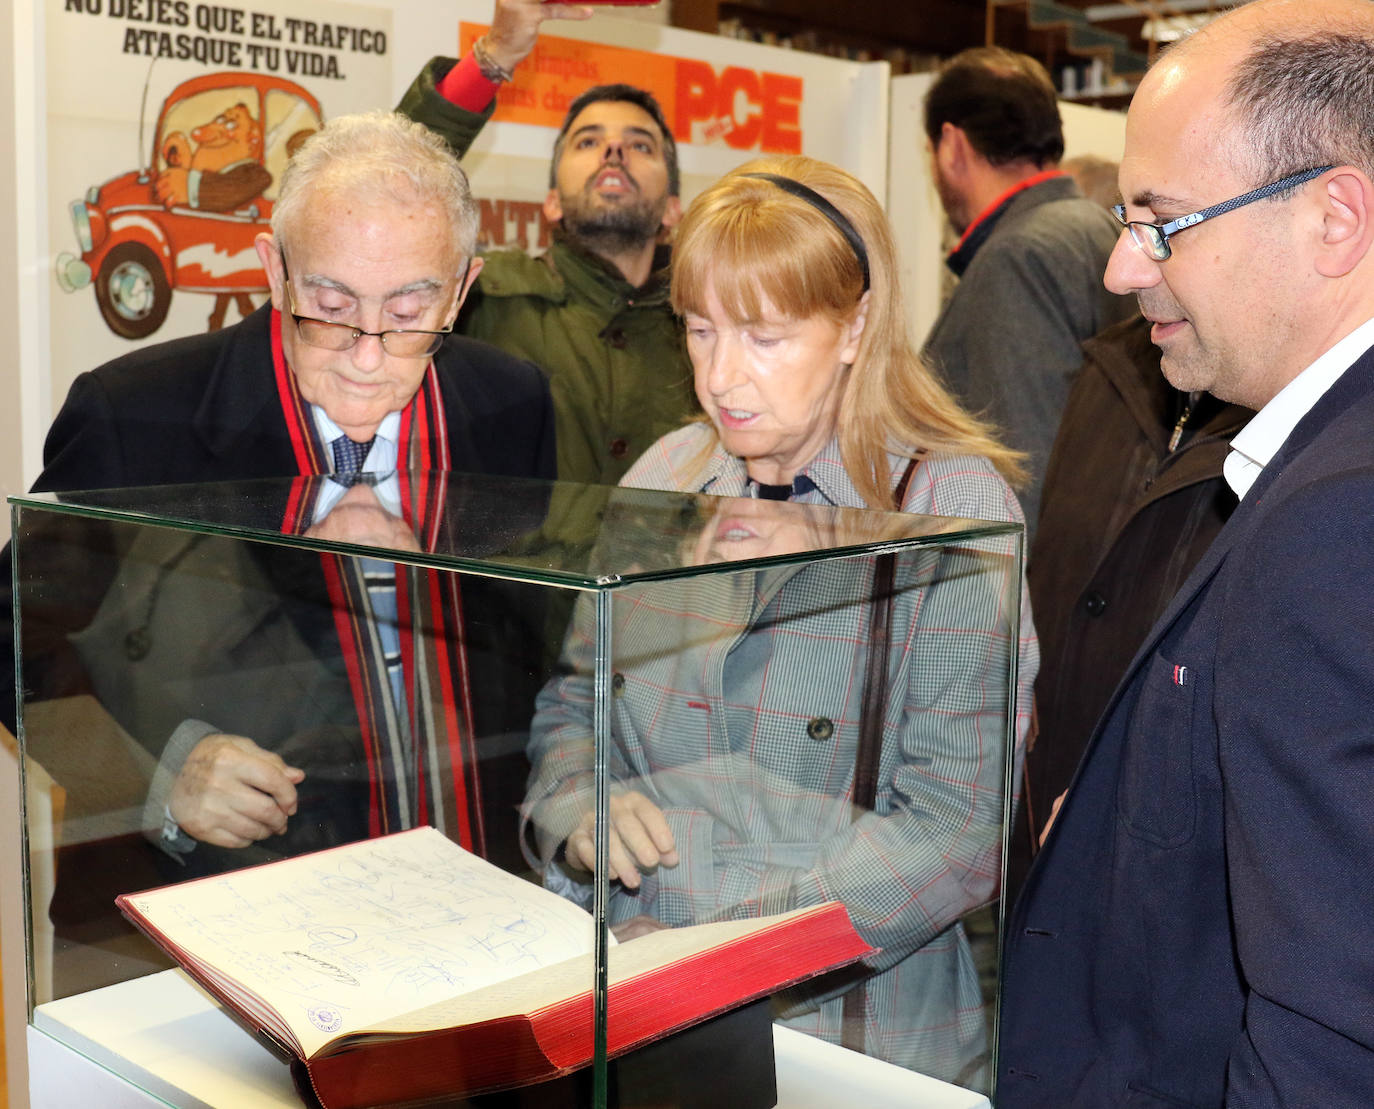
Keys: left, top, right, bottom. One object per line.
{"left": 741, "top": 172, "right": 871, "bottom": 293}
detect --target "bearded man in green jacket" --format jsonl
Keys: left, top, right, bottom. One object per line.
{"left": 398, "top": 0, "right": 696, "bottom": 487}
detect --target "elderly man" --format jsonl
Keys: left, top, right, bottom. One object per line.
{"left": 5, "top": 111, "right": 554, "bottom": 880}
{"left": 397, "top": 0, "right": 696, "bottom": 487}
{"left": 999, "top": 1, "right": 1374, "bottom": 1103}
{"left": 922, "top": 47, "right": 1132, "bottom": 531}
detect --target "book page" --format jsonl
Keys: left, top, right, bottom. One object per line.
{"left": 119, "top": 827, "right": 599, "bottom": 1058}
{"left": 363, "top": 904, "right": 845, "bottom": 1038}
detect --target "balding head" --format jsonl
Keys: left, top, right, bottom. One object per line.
{"left": 1153, "top": 0, "right": 1374, "bottom": 183}
{"left": 1106, "top": 0, "right": 1374, "bottom": 408}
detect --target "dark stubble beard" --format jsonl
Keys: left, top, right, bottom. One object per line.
{"left": 559, "top": 175, "right": 668, "bottom": 257}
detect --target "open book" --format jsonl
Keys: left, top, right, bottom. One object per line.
{"left": 116, "top": 826, "right": 873, "bottom": 1107}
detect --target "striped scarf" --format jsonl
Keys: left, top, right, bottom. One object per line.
{"left": 268, "top": 308, "right": 486, "bottom": 853}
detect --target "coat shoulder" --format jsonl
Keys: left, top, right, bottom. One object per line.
{"left": 621, "top": 423, "right": 718, "bottom": 492}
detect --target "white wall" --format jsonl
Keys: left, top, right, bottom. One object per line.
{"left": 888, "top": 73, "right": 946, "bottom": 351}
{"left": 1061, "top": 99, "right": 1129, "bottom": 163}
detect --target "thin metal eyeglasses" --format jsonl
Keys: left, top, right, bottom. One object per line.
{"left": 1112, "top": 165, "right": 1333, "bottom": 261}
{"left": 280, "top": 254, "right": 469, "bottom": 358}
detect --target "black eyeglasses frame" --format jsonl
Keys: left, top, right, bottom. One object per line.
{"left": 278, "top": 253, "right": 470, "bottom": 358}
{"left": 1111, "top": 165, "right": 1334, "bottom": 262}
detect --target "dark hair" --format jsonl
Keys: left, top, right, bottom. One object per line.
{"left": 1226, "top": 32, "right": 1374, "bottom": 185}
{"left": 924, "top": 46, "right": 1064, "bottom": 168}
{"left": 549, "top": 84, "right": 680, "bottom": 196}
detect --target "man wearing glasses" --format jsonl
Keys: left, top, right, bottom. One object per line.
{"left": 5, "top": 111, "right": 554, "bottom": 881}
{"left": 999, "top": 0, "right": 1374, "bottom": 1104}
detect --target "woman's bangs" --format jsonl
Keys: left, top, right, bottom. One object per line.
{"left": 676, "top": 206, "right": 842, "bottom": 324}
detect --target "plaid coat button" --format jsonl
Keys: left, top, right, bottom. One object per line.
{"left": 806, "top": 716, "right": 835, "bottom": 741}
{"left": 611, "top": 672, "right": 626, "bottom": 696}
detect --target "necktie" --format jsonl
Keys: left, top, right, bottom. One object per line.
{"left": 327, "top": 435, "right": 406, "bottom": 736}
{"left": 332, "top": 435, "right": 375, "bottom": 482}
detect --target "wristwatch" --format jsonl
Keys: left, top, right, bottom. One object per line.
{"left": 161, "top": 805, "right": 196, "bottom": 856}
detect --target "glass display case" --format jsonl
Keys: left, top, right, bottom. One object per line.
{"left": 10, "top": 471, "right": 1024, "bottom": 1109}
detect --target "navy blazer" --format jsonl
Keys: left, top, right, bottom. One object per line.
{"left": 998, "top": 343, "right": 1374, "bottom": 1107}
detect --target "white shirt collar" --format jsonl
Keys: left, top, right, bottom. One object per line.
{"left": 311, "top": 408, "right": 401, "bottom": 472}
{"left": 310, "top": 407, "right": 402, "bottom": 517}
{"left": 1224, "top": 315, "right": 1374, "bottom": 500}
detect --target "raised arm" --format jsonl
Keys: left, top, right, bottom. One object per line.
{"left": 397, "top": 0, "right": 593, "bottom": 159}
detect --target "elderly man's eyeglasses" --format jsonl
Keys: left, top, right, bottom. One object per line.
{"left": 280, "top": 254, "right": 468, "bottom": 358}
{"left": 1112, "top": 165, "right": 1332, "bottom": 262}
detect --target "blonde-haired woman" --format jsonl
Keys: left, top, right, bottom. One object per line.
{"left": 526, "top": 155, "right": 1038, "bottom": 1087}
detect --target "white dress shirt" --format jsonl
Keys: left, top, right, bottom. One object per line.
{"left": 1224, "top": 315, "right": 1374, "bottom": 501}
{"left": 311, "top": 408, "right": 402, "bottom": 515}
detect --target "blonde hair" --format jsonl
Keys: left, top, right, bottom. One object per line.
{"left": 671, "top": 155, "right": 1025, "bottom": 509}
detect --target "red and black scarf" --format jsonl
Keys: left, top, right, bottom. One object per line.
{"left": 268, "top": 308, "right": 486, "bottom": 853}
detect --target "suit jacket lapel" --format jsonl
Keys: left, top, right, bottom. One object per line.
{"left": 192, "top": 304, "right": 298, "bottom": 475}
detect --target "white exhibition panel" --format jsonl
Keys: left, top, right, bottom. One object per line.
{"left": 28, "top": 968, "right": 991, "bottom": 1109}
{"left": 27, "top": 0, "right": 890, "bottom": 470}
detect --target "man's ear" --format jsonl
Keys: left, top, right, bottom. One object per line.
{"left": 254, "top": 233, "right": 287, "bottom": 310}
{"left": 937, "top": 121, "right": 971, "bottom": 177}
{"left": 660, "top": 194, "right": 683, "bottom": 233}
{"left": 543, "top": 189, "right": 564, "bottom": 225}
{"left": 1314, "top": 167, "right": 1374, "bottom": 279}
{"left": 452, "top": 255, "right": 484, "bottom": 317}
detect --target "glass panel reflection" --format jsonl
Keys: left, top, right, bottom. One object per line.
{"left": 13, "top": 473, "right": 1022, "bottom": 1105}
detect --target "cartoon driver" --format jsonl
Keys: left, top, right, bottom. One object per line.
{"left": 155, "top": 103, "right": 271, "bottom": 212}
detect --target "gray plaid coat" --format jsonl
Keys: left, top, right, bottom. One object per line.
{"left": 526, "top": 426, "right": 1038, "bottom": 1084}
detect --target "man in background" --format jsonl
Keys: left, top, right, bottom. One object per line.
{"left": 398, "top": 0, "right": 696, "bottom": 487}
{"left": 922, "top": 47, "right": 1132, "bottom": 530}
{"left": 1062, "top": 153, "right": 1120, "bottom": 209}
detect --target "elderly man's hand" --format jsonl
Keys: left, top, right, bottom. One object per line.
{"left": 564, "top": 789, "right": 679, "bottom": 889}
{"left": 168, "top": 734, "right": 305, "bottom": 848}
{"left": 305, "top": 483, "right": 421, "bottom": 551}
{"left": 481, "top": 0, "right": 594, "bottom": 76}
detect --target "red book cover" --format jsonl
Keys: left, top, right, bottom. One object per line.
{"left": 116, "top": 827, "right": 873, "bottom": 1107}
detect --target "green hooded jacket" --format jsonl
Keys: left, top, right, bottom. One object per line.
{"left": 399, "top": 57, "right": 697, "bottom": 487}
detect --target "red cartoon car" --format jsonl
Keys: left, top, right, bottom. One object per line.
{"left": 55, "top": 71, "right": 322, "bottom": 338}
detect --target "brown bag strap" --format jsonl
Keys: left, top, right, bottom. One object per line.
{"left": 852, "top": 550, "right": 895, "bottom": 813}
{"left": 852, "top": 455, "right": 921, "bottom": 811}
{"left": 842, "top": 455, "right": 920, "bottom": 1052}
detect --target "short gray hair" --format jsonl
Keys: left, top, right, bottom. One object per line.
{"left": 270, "top": 110, "right": 478, "bottom": 260}
{"left": 1226, "top": 31, "right": 1374, "bottom": 184}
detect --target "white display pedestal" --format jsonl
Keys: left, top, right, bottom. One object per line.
{"left": 29, "top": 970, "right": 991, "bottom": 1109}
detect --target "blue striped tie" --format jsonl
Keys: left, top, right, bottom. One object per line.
{"left": 329, "top": 436, "right": 405, "bottom": 715}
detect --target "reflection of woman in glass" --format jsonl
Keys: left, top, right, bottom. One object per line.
{"left": 526, "top": 156, "right": 1038, "bottom": 1085}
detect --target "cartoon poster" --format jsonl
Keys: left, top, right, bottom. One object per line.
{"left": 46, "top": 0, "right": 392, "bottom": 402}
